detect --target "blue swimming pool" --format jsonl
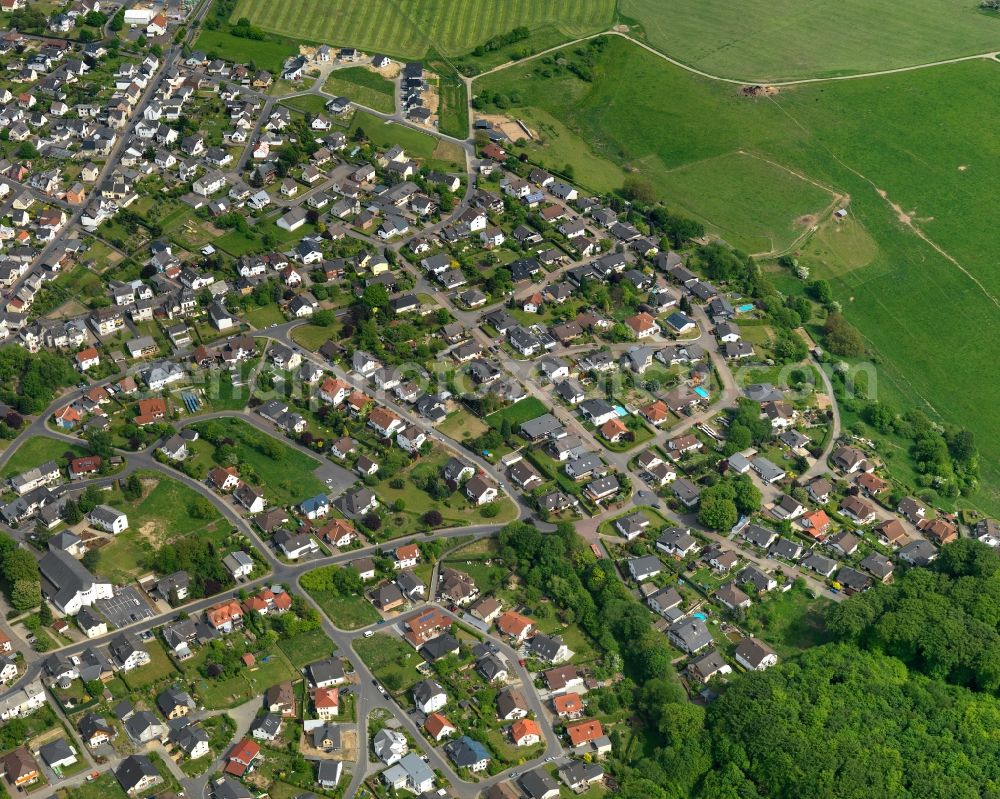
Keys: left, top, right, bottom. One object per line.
{"left": 614, "top": 405, "right": 628, "bottom": 417}
{"left": 737, "top": 303, "right": 755, "bottom": 313}
{"left": 693, "top": 612, "right": 708, "bottom": 621}
{"left": 694, "top": 386, "right": 709, "bottom": 399}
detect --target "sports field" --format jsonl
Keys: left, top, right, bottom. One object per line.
{"left": 478, "top": 38, "right": 1000, "bottom": 515}
{"left": 621, "top": 0, "right": 1000, "bottom": 81}
{"left": 231, "top": 0, "right": 615, "bottom": 57}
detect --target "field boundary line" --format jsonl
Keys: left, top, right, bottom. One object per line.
{"left": 473, "top": 29, "right": 1000, "bottom": 88}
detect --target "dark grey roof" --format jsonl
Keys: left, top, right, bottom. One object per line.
{"left": 412, "top": 679, "right": 446, "bottom": 704}
{"left": 519, "top": 768, "right": 560, "bottom": 799}
{"left": 38, "top": 549, "right": 103, "bottom": 610}
{"left": 307, "top": 657, "right": 344, "bottom": 685}
{"left": 250, "top": 713, "right": 282, "bottom": 739}
{"left": 115, "top": 754, "right": 159, "bottom": 792}
{"left": 526, "top": 632, "right": 564, "bottom": 662}
{"left": 38, "top": 738, "right": 74, "bottom": 766}
{"left": 422, "top": 633, "right": 460, "bottom": 661}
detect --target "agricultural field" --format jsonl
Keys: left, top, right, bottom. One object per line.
{"left": 323, "top": 67, "right": 395, "bottom": 114}
{"left": 620, "top": 0, "right": 1000, "bottom": 81}
{"left": 231, "top": 0, "right": 615, "bottom": 58}
{"left": 478, "top": 38, "right": 1000, "bottom": 515}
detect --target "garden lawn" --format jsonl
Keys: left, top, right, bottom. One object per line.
{"left": 438, "top": 408, "right": 488, "bottom": 441}
{"left": 277, "top": 628, "right": 337, "bottom": 667}
{"left": 59, "top": 772, "right": 128, "bottom": 799}
{"left": 244, "top": 303, "right": 287, "bottom": 328}
{"left": 191, "top": 417, "right": 327, "bottom": 505}
{"left": 353, "top": 633, "right": 424, "bottom": 694}
{"left": 308, "top": 591, "right": 381, "bottom": 630}
{"left": 281, "top": 93, "right": 329, "bottom": 116}
{"left": 186, "top": 647, "right": 298, "bottom": 709}
{"left": 746, "top": 585, "right": 834, "bottom": 656}
{"left": 192, "top": 27, "right": 298, "bottom": 73}
{"left": 2, "top": 437, "right": 87, "bottom": 478}
{"left": 485, "top": 396, "right": 548, "bottom": 430}
{"left": 349, "top": 111, "right": 465, "bottom": 170}
{"left": 323, "top": 67, "right": 395, "bottom": 114}
{"left": 119, "top": 640, "right": 178, "bottom": 691}
{"left": 290, "top": 323, "right": 336, "bottom": 351}
{"left": 231, "top": 0, "right": 614, "bottom": 58}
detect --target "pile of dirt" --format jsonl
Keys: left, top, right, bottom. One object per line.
{"left": 740, "top": 84, "right": 779, "bottom": 98}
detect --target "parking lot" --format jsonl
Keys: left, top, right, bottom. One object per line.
{"left": 95, "top": 587, "right": 155, "bottom": 629}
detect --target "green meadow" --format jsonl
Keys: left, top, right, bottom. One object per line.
{"left": 478, "top": 38, "right": 1000, "bottom": 514}
{"left": 620, "top": 0, "right": 1000, "bottom": 81}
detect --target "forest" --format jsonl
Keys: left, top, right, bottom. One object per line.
{"left": 497, "top": 522, "right": 1000, "bottom": 799}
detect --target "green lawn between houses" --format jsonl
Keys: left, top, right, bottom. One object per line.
{"left": 348, "top": 111, "right": 466, "bottom": 171}
{"left": 94, "top": 472, "right": 231, "bottom": 583}
{"left": 290, "top": 323, "right": 337, "bottom": 351}
{"left": 323, "top": 67, "right": 395, "bottom": 114}
{"left": 277, "top": 628, "right": 338, "bottom": 667}
{"left": 189, "top": 417, "right": 328, "bottom": 506}
{"left": 304, "top": 587, "right": 381, "bottom": 631}
{"left": 353, "top": 633, "right": 425, "bottom": 695}
{"left": 192, "top": 27, "right": 298, "bottom": 73}
{"left": 478, "top": 37, "right": 1000, "bottom": 517}
{"left": 1, "top": 437, "right": 88, "bottom": 479}
{"left": 182, "top": 646, "right": 299, "bottom": 709}
{"left": 485, "top": 396, "right": 548, "bottom": 430}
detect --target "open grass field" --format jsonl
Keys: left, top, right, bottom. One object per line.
{"left": 655, "top": 152, "right": 836, "bottom": 254}
{"left": 231, "top": 0, "right": 614, "bottom": 58}
{"left": 485, "top": 396, "right": 548, "bottom": 430}
{"left": 323, "top": 67, "right": 395, "bottom": 114}
{"left": 620, "top": 0, "right": 1000, "bottom": 81}
{"left": 478, "top": 38, "right": 1000, "bottom": 516}
{"left": 438, "top": 408, "right": 488, "bottom": 441}
{"left": 308, "top": 591, "right": 382, "bottom": 630}
{"left": 95, "top": 473, "right": 230, "bottom": 582}
{"left": 290, "top": 323, "right": 336, "bottom": 351}
{"left": 280, "top": 93, "right": 329, "bottom": 116}
{"left": 746, "top": 585, "right": 834, "bottom": 657}
{"left": 192, "top": 417, "right": 327, "bottom": 505}
{"left": 119, "top": 639, "right": 177, "bottom": 691}
{"left": 479, "top": 42, "right": 836, "bottom": 254}
{"left": 349, "top": 111, "right": 465, "bottom": 171}
{"left": 192, "top": 27, "right": 298, "bottom": 74}
{"left": 276, "top": 628, "right": 337, "bottom": 667}
{"left": 353, "top": 633, "right": 424, "bottom": 694}
{"left": 244, "top": 303, "right": 286, "bottom": 329}
{"left": 1, "top": 437, "right": 87, "bottom": 478}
